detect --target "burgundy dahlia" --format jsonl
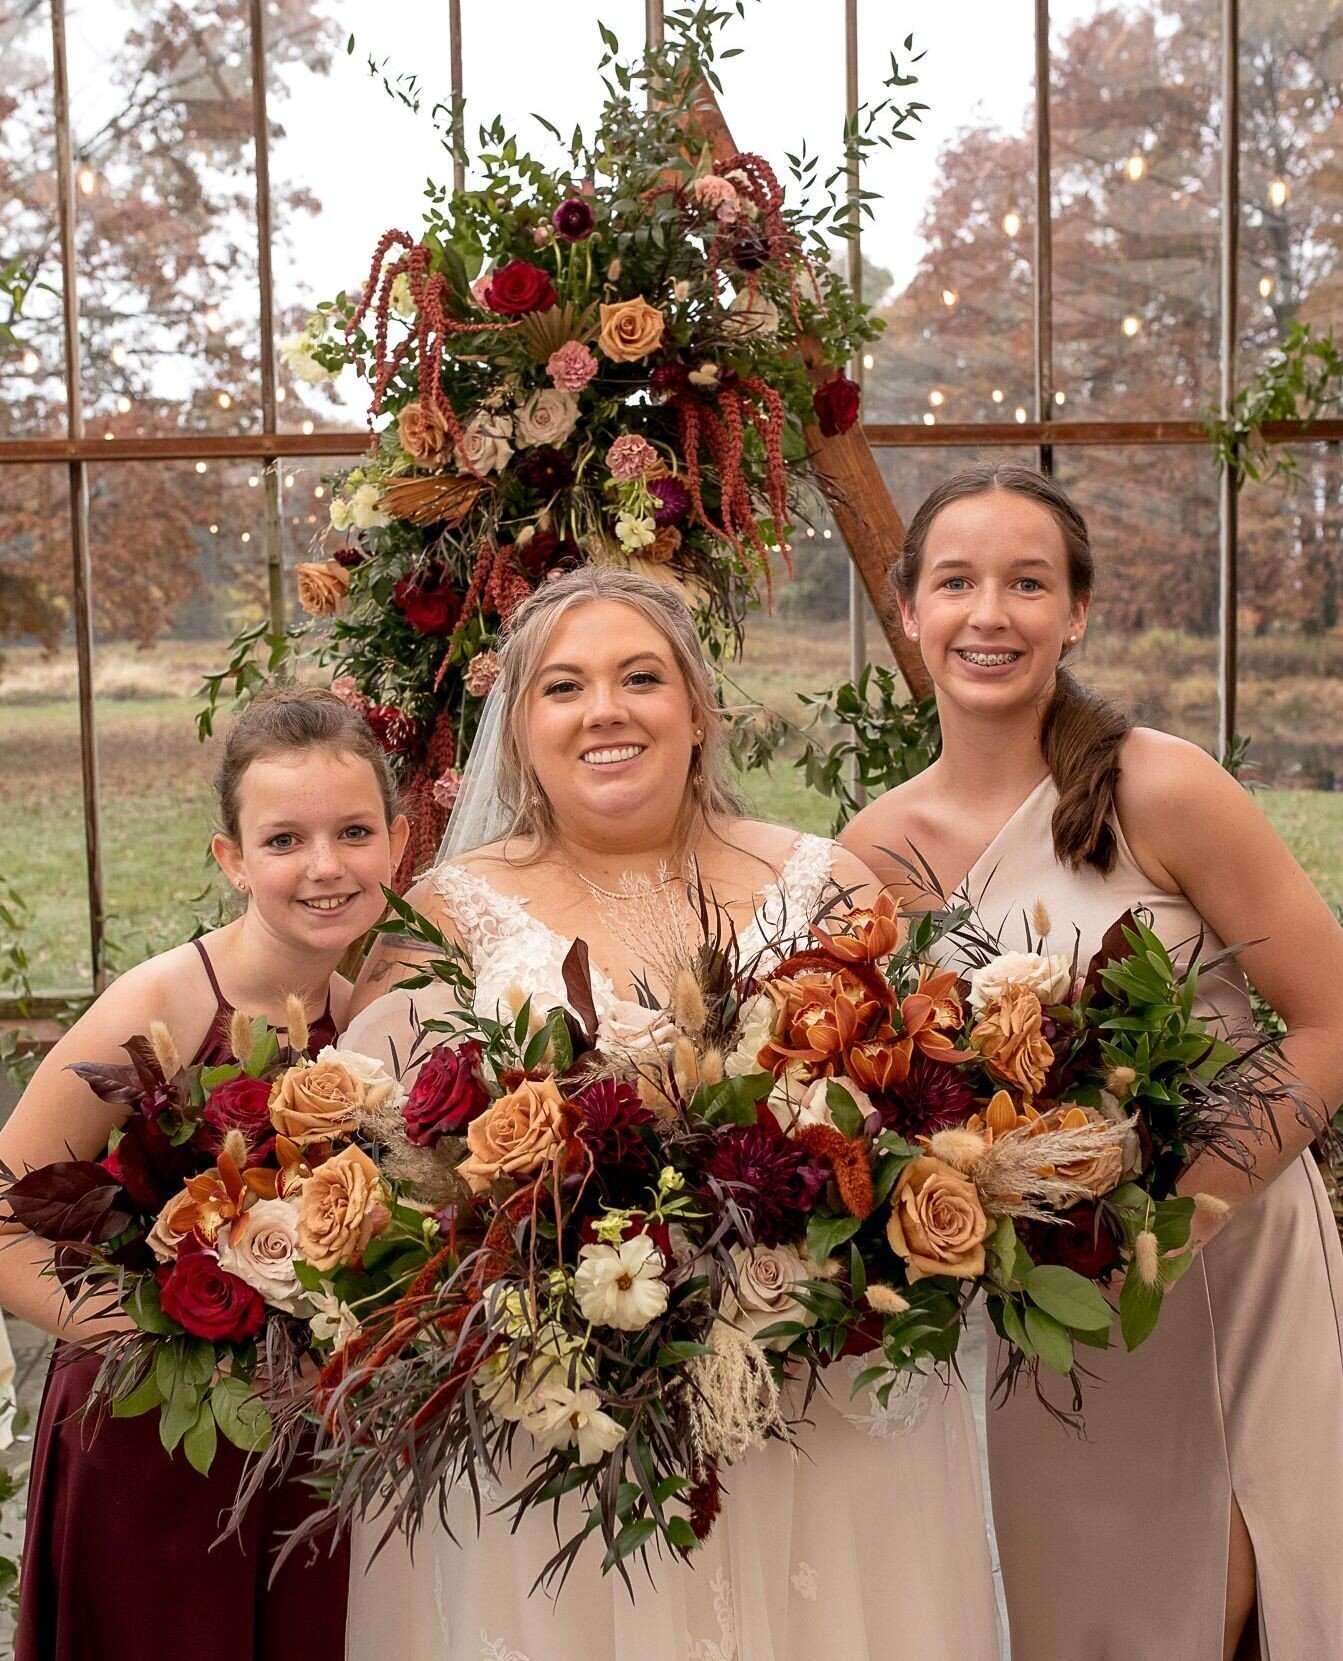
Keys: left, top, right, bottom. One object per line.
{"left": 877, "top": 1048, "right": 978, "bottom": 1140}
{"left": 648, "top": 476, "right": 690, "bottom": 528}
{"left": 514, "top": 445, "right": 575, "bottom": 493}
{"left": 703, "top": 1123, "right": 825, "bottom": 1246}
{"left": 575, "top": 1078, "right": 655, "bottom": 1172}
{"left": 552, "top": 197, "right": 595, "bottom": 242}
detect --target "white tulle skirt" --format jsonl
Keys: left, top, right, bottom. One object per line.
{"left": 345, "top": 1358, "right": 1000, "bottom": 1661}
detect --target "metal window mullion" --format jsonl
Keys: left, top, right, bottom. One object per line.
{"left": 1218, "top": 0, "right": 1240, "bottom": 760}
{"left": 451, "top": 0, "right": 465, "bottom": 194}
{"left": 1034, "top": 0, "right": 1054, "bottom": 475}
{"left": 248, "top": 0, "right": 286, "bottom": 637}
{"left": 50, "top": 0, "right": 105, "bottom": 994}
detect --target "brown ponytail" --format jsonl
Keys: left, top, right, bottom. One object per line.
{"left": 894, "top": 462, "right": 1131, "bottom": 873}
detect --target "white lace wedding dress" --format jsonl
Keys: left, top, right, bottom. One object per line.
{"left": 342, "top": 836, "right": 1001, "bottom": 1661}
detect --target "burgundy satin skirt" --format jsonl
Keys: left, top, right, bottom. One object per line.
{"left": 16, "top": 1344, "right": 350, "bottom": 1661}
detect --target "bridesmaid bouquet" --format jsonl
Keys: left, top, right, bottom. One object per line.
{"left": 240, "top": 886, "right": 1284, "bottom": 1586}
{"left": 0, "top": 1010, "right": 414, "bottom": 1476}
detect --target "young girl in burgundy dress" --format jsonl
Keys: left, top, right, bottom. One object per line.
{"left": 1, "top": 688, "right": 408, "bottom": 1661}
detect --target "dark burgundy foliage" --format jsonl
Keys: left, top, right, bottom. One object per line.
{"left": 106, "top": 1114, "right": 194, "bottom": 1215}
{"left": 729, "top": 228, "right": 771, "bottom": 271}
{"left": 4, "top": 1160, "right": 135, "bottom": 1245}
{"left": 403, "top": 1041, "right": 490, "bottom": 1147}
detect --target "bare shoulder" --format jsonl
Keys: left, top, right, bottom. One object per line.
{"left": 728, "top": 817, "right": 816, "bottom": 868}
{"left": 1114, "top": 726, "right": 1242, "bottom": 823}
{"left": 839, "top": 772, "right": 938, "bottom": 880}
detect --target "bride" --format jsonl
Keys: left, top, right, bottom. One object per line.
{"left": 341, "top": 566, "right": 1000, "bottom": 1660}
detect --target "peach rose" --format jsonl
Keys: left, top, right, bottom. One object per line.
{"left": 971, "top": 983, "right": 1054, "bottom": 1098}
{"left": 597, "top": 297, "right": 665, "bottom": 363}
{"left": 1039, "top": 1104, "right": 1126, "bottom": 1198}
{"left": 296, "top": 1145, "right": 390, "bottom": 1272}
{"left": 148, "top": 1186, "right": 198, "bottom": 1262}
{"left": 269, "top": 1057, "right": 366, "bottom": 1145}
{"left": 396, "top": 400, "right": 451, "bottom": 466}
{"left": 295, "top": 560, "right": 350, "bottom": 617}
{"left": 886, "top": 1155, "right": 990, "bottom": 1282}
{"left": 456, "top": 1077, "right": 569, "bottom": 1195}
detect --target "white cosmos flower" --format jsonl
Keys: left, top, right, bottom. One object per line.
{"left": 615, "top": 512, "right": 656, "bottom": 552}
{"left": 349, "top": 482, "right": 391, "bottom": 531}
{"left": 525, "top": 1383, "right": 625, "bottom": 1464}
{"left": 328, "top": 497, "right": 353, "bottom": 531}
{"left": 574, "top": 1234, "right": 669, "bottom": 1331}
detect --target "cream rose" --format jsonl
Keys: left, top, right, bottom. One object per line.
{"left": 723, "top": 287, "right": 780, "bottom": 339}
{"left": 270, "top": 1056, "right": 366, "bottom": 1145}
{"left": 313, "top": 1046, "right": 402, "bottom": 1113}
{"left": 455, "top": 410, "right": 514, "bottom": 474}
{"left": 595, "top": 999, "right": 678, "bottom": 1061}
{"left": 456, "top": 1077, "right": 568, "bottom": 1195}
{"left": 217, "top": 1197, "right": 306, "bottom": 1312}
{"left": 296, "top": 1145, "right": 389, "bottom": 1272}
{"left": 295, "top": 559, "right": 349, "bottom": 617}
{"left": 148, "top": 1186, "right": 198, "bottom": 1263}
{"left": 514, "top": 388, "right": 579, "bottom": 449}
{"left": 968, "top": 950, "right": 1072, "bottom": 1011}
{"left": 796, "top": 1074, "right": 873, "bottom": 1133}
{"left": 720, "top": 1242, "right": 819, "bottom": 1351}
{"left": 597, "top": 297, "right": 665, "bottom": 362}
{"left": 886, "top": 1156, "right": 990, "bottom": 1283}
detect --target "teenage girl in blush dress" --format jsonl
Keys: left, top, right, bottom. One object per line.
{"left": 842, "top": 463, "right": 1343, "bottom": 1661}
{"left": 0, "top": 689, "right": 408, "bottom": 1661}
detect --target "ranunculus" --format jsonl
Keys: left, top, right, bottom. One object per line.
{"left": 546, "top": 339, "right": 597, "bottom": 392}
{"left": 968, "top": 951, "right": 1072, "bottom": 1012}
{"left": 269, "top": 1056, "right": 367, "bottom": 1145}
{"left": 971, "top": 984, "right": 1054, "bottom": 1098}
{"left": 812, "top": 370, "right": 861, "bottom": 437}
{"left": 463, "top": 649, "right": 503, "bottom": 698}
{"left": 202, "top": 1074, "right": 276, "bottom": 1166}
{"left": 157, "top": 1240, "right": 266, "bottom": 1342}
{"left": 725, "top": 992, "right": 780, "bottom": 1079}
{"left": 484, "top": 259, "right": 557, "bottom": 316}
{"left": 723, "top": 287, "right": 780, "bottom": 339}
{"left": 295, "top": 560, "right": 349, "bottom": 617}
{"left": 456, "top": 410, "right": 514, "bottom": 474}
{"left": 720, "top": 1241, "right": 819, "bottom": 1350}
{"left": 574, "top": 1234, "right": 668, "bottom": 1330}
{"left": 402, "top": 1040, "right": 489, "bottom": 1147}
{"left": 594, "top": 998, "right": 678, "bottom": 1060}
{"left": 296, "top": 1144, "right": 389, "bottom": 1272}
{"left": 552, "top": 197, "right": 595, "bottom": 242}
{"left": 396, "top": 400, "right": 451, "bottom": 466}
{"left": 392, "top": 563, "right": 462, "bottom": 636}
{"left": 217, "top": 1197, "right": 306, "bottom": 1312}
{"left": 147, "top": 1186, "right": 198, "bottom": 1263}
{"left": 597, "top": 297, "right": 665, "bottom": 363}
{"left": 605, "top": 434, "right": 658, "bottom": 482}
{"left": 457, "top": 1077, "right": 569, "bottom": 1194}
{"left": 278, "top": 331, "right": 333, "bottom": 384}
{"left": 389, "top": 271, "right": 415, "bottom": 318}
{"left": 886, "top": 1155, "right": 990, "bottom": 1282}
{"left": 514, "top": 388, "right": 579, "bottom": 449}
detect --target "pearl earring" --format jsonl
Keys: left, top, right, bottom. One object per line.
{"left": 910, "top": 628, "right": 919, "bottom": 641}
{"left": 236, "top": 881, "right": 248, "bottom": 894}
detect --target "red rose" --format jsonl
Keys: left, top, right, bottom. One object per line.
{"left": 484, "top": 260, "right": 557, "bottom": 316}
{"left": 202, "top": 1075, "right": 275, "bottom": 1165}
{"left": 812, "top": 370, "right": 861, "bottom": 437}
{"left": 157, "top": 1241, "right": 266, "bottom": 1342}
{"left": 392, "top": 565, "right": 462, "bottom": 637}
{"left": 403, "top": 1041, "right": 489, "bottom": 1147}
{"left": 1024, "top": 1204, "right": 1123, "bottom": 1282}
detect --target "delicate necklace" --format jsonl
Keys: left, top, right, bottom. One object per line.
{"left": 570, "top": 863, "right": 685, "bottom": 903}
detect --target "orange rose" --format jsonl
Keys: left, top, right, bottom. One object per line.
{"left": 396, "top": 399, "right": 451, "bottom": 466}
{"left": 456, "top": 1077, "right": 569, "bottom": 1195}
{"left": 270, "top": 1057, "right": 365, "bottom": 1145}
{"left": 296, "top": 1145, "right": 389, "bottom": 1272}
{"left": 971, "top": 983, "right": 1053, "bottom": 1098}
{"left": 886, "top": 1155, "right": 989, "bottom": 1282}
{"left": 597, "top": 297, "right": 665, "bottom": 362}
{"left": 295, "top": 559, "right": 350, "bottom": 617}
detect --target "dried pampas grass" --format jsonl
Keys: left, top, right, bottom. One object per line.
{"left": 972, "top": 1116, "right": 1135, "bottom": 1221}
{"left": 686, "top": 1321, "right": 787, "bottom": 1467}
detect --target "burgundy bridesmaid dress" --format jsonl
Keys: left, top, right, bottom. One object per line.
{"left": 15, "top": 940, "right": 351, "bottom": 1661}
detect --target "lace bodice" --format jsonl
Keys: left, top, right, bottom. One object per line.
{"left": 427, "top": 833, "right": 835, "bottom": 1030}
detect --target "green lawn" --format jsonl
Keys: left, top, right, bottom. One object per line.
{"left": 2, "top": 626, "right": 1341, "bottom": 989}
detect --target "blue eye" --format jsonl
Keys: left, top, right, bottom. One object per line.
{"left": 942, "top": 577, "right": 969, "bottom": 591}
{"left": 342, "top": 825, "right": 374, "bottom": 840}
{"left": 1017, "top": 578, "right": 1044, "bottom": 593}
{"left": 267, "top": 833, "right": 296, "bottom": 850}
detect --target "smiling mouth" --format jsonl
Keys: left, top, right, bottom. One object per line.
{"left": 954, "top": 649, "right": 1023, "bottom": 667}
{"left": 581, "top": 744, "right": 646, "bottom": 766}
{"left": 299, "top": 894, "right": 358, "bottom": 912}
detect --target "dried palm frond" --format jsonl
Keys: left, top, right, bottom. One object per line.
{"left": 517, "top": 301, "right": 597, "bottom": 363}
{"left": 380, "top": 473, "right": 486, "bottom": 528}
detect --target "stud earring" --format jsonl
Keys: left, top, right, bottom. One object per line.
{"left": 236, "top": 881, "right": 248, "bottom": 895}
{"left": 909, "top": 628, "right": 919, "bottom": 641}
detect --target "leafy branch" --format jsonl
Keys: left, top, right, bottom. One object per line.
{"left": 1206, "top": 321, "right": 1343, "bottom": 486}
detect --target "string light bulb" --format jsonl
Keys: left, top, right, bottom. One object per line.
{"left": 1014, "top": 406, "right": 1027, "bottom": 423}
{"left": 822, "top": 528, "right": 832, "bottom": 540}
{"left": 21, "top": 350, "right": 39, "bottom": 374}
{"left": 1268, "top": 178, "right": 1288, "bottom": 208}
{"left": 217, "top": 391, "right": 231, "bottom": 409}
{"left": 301, "top": 418, "right": 314, "bottom": 434}
{"left": 1054, "top": 389, "right": 1066, "bottom": 406}
{"left": 204, "top": 308, "right": 222, "bottom": 333}
{"left": 247, "top": 474, "right": 259, "bottom": 487}
{"left": 1122, "top": 315, "right": 1142, "bottom": 337}
{"left": 314, "top": 485, "right": 325, "bottom": 498}
{"left": 991, "top": 388, "right": 1004, "bottom": 404}
{"left": 1258, "top": 274, "right": 1274, "bottom": 298}
{"left": 862, "top": 353, "right": 874, "bottom": 369}
{"left": 923, "top": 412, "right": 936, "bottom": 426}
{"left": 284, "top": 473, "right": 295, "bottom": 488}
{"left": 929, "top": 389, "right": 945, "bottom": 407}
{"left": 1125, "top": 151, "right": 1146, "bottom": 182}
{"left": 240, "top": 531, "right": 251, "bottom": 543}
{"left": 941, "top": 287, "right": 958, "bottom": 309}
{"left": 116, "top": 395, "right": 131, "bottom": 413}
{"left": 276, "top": 386, "right": 286, "bottom": 402}
{"left": 195, "top": 460, "right": 208, "bottom": 473}
{"left": 77, "top": 161, "right": 96, "bottom": 195}
{"left": 110, "top": 343, "right": 128, "bottom": 367}
{"left": 1001, "top": 210, "right": 1021, "bottom": 236}
{"left": 209, "top": 523, "right": 219, "bottom": 534}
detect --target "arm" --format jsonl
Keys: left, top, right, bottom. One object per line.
{"left": 1117, "top": 729, "right": 1343, "bottom": 1236}
{"left": 0, "top": 961, "right": 203, "bottom": 1342}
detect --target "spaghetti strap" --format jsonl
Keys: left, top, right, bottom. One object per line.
{"left": 191, "top": 937, "right": 227, "bottom": 1010}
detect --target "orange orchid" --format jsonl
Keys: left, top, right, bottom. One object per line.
{"left": 846, "top": 968, "right": 969, "bottom": 1092}
{"left": 179, "top": 1148, "right": 249, "bottom": 1248}
{"left": 758, "top": 969, "right": 885, "bottom": 1076}
{"left": 812, "top": 892, "right": 906, "bottom": 964}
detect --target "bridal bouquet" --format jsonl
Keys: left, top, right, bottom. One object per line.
{"left": 0, "top": 1009, "right": 416, "bottom": 1475}
{"left": 202, "top": 13, "right": 909, "bottom": 871}
{"left": 246, "top": 887, "right": 1281, "bottom": 1585}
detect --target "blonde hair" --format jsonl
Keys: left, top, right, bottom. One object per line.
{"left": 493, "top": 567, "right": 742, "bottom": 855}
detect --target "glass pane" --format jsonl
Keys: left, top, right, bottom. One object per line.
{"left": 1238, "top": 444, "right": 1343, "bottom": 910}
{"left": 861, "top": 0, "right": 1036, "bottom": 427}
{"left": 0, "top": 468, "right": 89, "bottom": 990}
{"left": 1, "top": 2, "right": 65, "bottom": 440}
{"left": 1050, "top": 0, "right": 1221, "bottom": 419}
{"left": 66, "top": 0, "right": 260, "bottom": 437}
{"left": 1055, "top": 443, "right": 1221, "bottom": 753}
{"left": 1237, "top": 0, "right": 1343, "bottom": 379}
{"left": 88, "top": 459, "right": 269, "bottom": 971}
